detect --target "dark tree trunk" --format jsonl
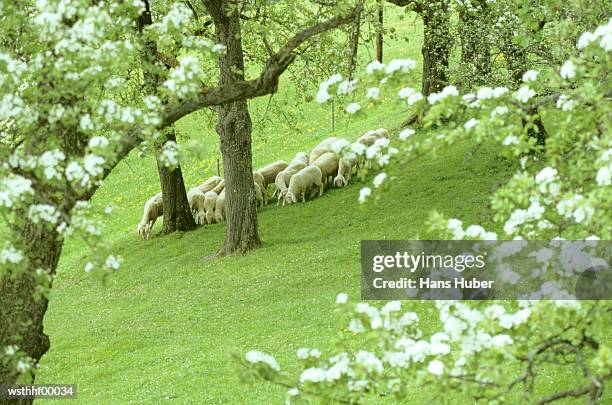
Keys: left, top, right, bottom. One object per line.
{"left": 0, "top": 225, "right": 62, "bottom": 401}
{"left": 157, "top": 128, "right": 197, "bottom": 235}
{"left": 138, "top": 1, "right": 196, "bottom": 234}
{"left": 421, "top": 5, "right": 451, "bottom": 96}
{"left": 207, "top": 0, "right": 260, "bottom": 255}
{"left": 506, "top": 45, "right": 547, "bottom": 146}
{"left": 459, "top": 1, "right": 492, "bottom": 86}
{"left": 375, "top": 2, "right": 384, "bottom": 63}
{"left": 347, "top": 9, "right": 362, "bottom": 80}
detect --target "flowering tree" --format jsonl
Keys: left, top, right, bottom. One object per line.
{"left": 242, "top": 14, "right": 612, "bottom": 404}
{"left": 0, "top": 0, "right": 362, "bottom": 390}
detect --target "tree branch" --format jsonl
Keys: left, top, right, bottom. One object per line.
{"left": 161, "top": 3, "right": 363, "bottom": 126}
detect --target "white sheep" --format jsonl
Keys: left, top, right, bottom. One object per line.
{"left": 254, "top": 181, "right": 264, "bottom": 208}
{"left": 257, "top": 160, "right": 288, "bottom": 187}
{"left": 137, "top": 192, "right": 163, "bottom": 239}
{"left": 203, "top": 191, "right": 218, "bottom": 224}
{"left": 311, "top": 152, "right": 340, "bottom": 186}
{"left": 187, "top": 187, "right": 207, "bottom": 225}
{"left": 253, "top": 171, "right": 267, "bottom": 205}
{"left": 333, "top": 156, "right": 359, "bottom": 187}
{"left": 196, "top": 175, "right": 223, "bottom": 193}
{"left": 357, "top": 128, "right": 389, "bottom": 146}
{"left": 309, "top": 137, "right": 339, "bottom": 164}
{"left": 284, "top": 165, "right": 324, "bottom": 205}
{"left": 214, "top": 189, "right": 226, "bottom": 223}
{"left": 273, "top": 152, "right": 309, "bottom": 204}
{"left": 211, "top": 178, "right": 225, "bottom": 194}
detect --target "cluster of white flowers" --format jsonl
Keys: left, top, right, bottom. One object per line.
{"left": 0, "top": 244, "right": 24, "bottom": 265}
{"left": 103, "top": 255, "right": 123, "bottom": 271}
{"left": 164, "top": 56, "right": 202, "bottom": 99}
{"left": 560, "top": 60, "right": 576, "bottom": 80}
{"left": 576, "top": 17, "right": 612, "bottom": 50}
{"left": 316, "top": 73, "right": 343, "bottom": 104}
{"left": 345, "top": 102, "right": 360, "bottom": 114}
{"left": 515, "top": 86, "right": 536, "bottom": 103}
{"left": 297, "top": 348, "right": 321, "bottom": 360}
{"left": 447, "top": 218, "right": 497, "bottom": 240}
{"left": 427, "top": 85, "right": 459, "bottom": 104}
{"left": 28, "top": 204, "right": 60, "bottom": 224}
{"left": 0, "top": 174, "right": 33, "bottom": 208}
{"left": 398, "top": 87, "right": 424, "bottom": 106}
{"left": 159, "top": 141, "right": 180, "bottom": 168}
{"left": 245, "top": 350, "right": 280, "bottom": 371}
{"left": 39, "top": 149, "right": 65, "bottom": 180}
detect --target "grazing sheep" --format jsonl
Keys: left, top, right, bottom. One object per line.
{"left": 256, "top": 160, "right": 288, "bottom": 190}
{"left": 214, "top": 189, "right": 226, "bottom": 223}
{"left": 289, "top": 152, "right": 309, "bottom": 167}
{"left": 187, "top": 188, "right": 207, "bottom": 225}
{"left": 334, "top": 156, "right": 359, "bottom": 187}
{"left": 203, "top": 191, "right": 218, "bottom": 224}
{"left": 212, "top": 179, "right": 225, "bottom": 194}
{"left": 273, "top": 152, "right": 309, "bottom": 204}
{"left": 254, "top": 181, "right": 264, "bottom": 208}
{"left": 196, "top": 175, "right": 223, "bottom": 193}
{"left": 137, "top": 192, "right": 163, "bottom": 239}
{"left": 309, "top": 137, "right": 339, "bottom": 164}
{"left": 357, "top": 128, "right": 389, "bottom": 146}
{"left": 311, "top": 152, "right": 340, "bottom": 186}
{"left": 253, "top": 171, "right": 267, "bottom": 205}
{"left": 284, "top": 165, "right": 324, "bottom": 205}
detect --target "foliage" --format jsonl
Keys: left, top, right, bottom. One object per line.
{"left": 242, "top": 10, "right": 612, "bottom": 405}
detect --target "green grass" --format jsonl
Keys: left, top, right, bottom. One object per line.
{"left": 32, "top": 6, "right": 600, "bottom": 405}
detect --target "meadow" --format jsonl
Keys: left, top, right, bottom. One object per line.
{"left": 32, "top": 6, "right": 594, "bottom": 404}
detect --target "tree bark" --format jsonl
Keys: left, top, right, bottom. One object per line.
{"left": 0, "top": 225, "right": 62, "bottom": 403}
{"left": 157, "top": 128, "right": 197, "bottom": 235}
{"left": 506, "top": 45, "right": 547, "bottom": 146}
{"left": 375, "top": 2, "right": 384, "bottom": 63}
{"left": 139, "top": 0, "right": 196, "bottom": 235}
{"left": 347, "top": 9, "right": 362, "bottom": 80}
{"left": 207, "top": 0, "right": 261, "bottom": 255}
{"left": 458, "top": 1, "right": 492, "bottom": 86}
{"left": 421, "top": 4, "right": 451, "bottom": 96}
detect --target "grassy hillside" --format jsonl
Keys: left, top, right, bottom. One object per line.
{"left": 32, "top": 6, "right": 589, "bottom": 405}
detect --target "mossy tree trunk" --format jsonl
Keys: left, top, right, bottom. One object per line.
{"left": 420, "top": 2, "right": 452, "bottom": 96}
{"left": 139, "top": 0, "right": 196, "bottom": 235}
{"left": 0, "top": 224, "right": 62, "bottom": 404}
{"left": 157, "top": 127, "right": 197, "bottom": 235}
{"left": 205, "top": 0, "right": 261, "bottom": 255}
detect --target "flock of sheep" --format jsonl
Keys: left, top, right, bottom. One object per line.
{"left": 137, "top": 128, "right": 390, "bottom": 239}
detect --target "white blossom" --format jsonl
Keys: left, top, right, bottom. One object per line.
{"left": 336, "top": 293, "right": 348, "bottom": 304}
{"left": 428, "top": 360, "right": 444, "bottom": 376}
{"left": 464, "top": 118, "right": 479, "bottom": 131}
{"left": 366, "top": 87, "right": 380, "bottom": 100}
{"left": 515, "top": 86, "right": 535, "bottom": 103}
{"left": 358, "top": 187, "right": 371, "bottom": 204}
{"left": 399, "top": 128, "right": 415, "bottom": 140}
{"left": 245, "top": 350, "right": 280, "bottom": 371}
{"left": 345, "top": 102, "right": 360, "bottom": 114}
{"left": 522, "top": 70, "right": 538, "bottom": 82}
{"left": 373, "top": 173, "right": 386, "bottom": 188}
{"left": 560, "top": 60, "right": 576, "bottom": 79}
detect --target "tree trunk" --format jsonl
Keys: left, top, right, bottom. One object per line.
{"left": 375, "top": 2, "right": 384, "bottom": 63}
{"left": 459, "top": 1, "right": 492, "bottom": 87}
{"left": 210, "top": 0, "right": 261, "bottom": 255}
{"left": 347, "top": 9, "right": 362, "bottom": 80}
{"left": 138, "top": 1, "right": 196, "bottom": 234}
{"left": 506, "top": 46, "right": 547, "bottom": 146}
{"left": 157, "top": 128, "right": 197, "bottom": 235}
{"left": 421, "top": 5, "right": 451, "bottom": 96}
{"left": 0, "top": 225, "right": 62, "bottom": 402}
